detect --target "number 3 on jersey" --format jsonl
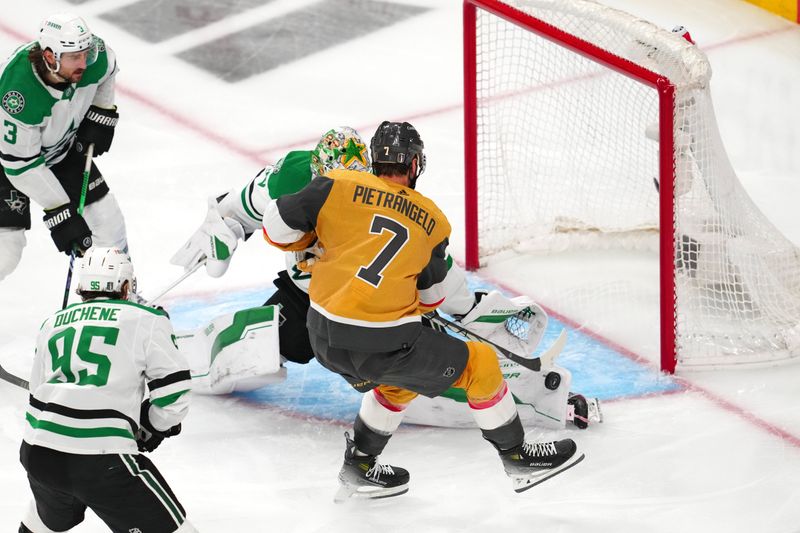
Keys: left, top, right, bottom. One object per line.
{"left": 48, "top": 326, "right": 118, "bottom": 386}
{"left": 357, "top": 215, "right": 409, "bottom": 287}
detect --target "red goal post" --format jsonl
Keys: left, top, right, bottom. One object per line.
{"left": 463, "top": 0, "right": 800, "bottom": 373}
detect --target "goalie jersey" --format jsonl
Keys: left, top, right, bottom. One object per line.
{"left": 25, "top": 300, "right": 191, "bottom": 455}
{"left": 263, "top": 168, "right": 452, "bottom": 350}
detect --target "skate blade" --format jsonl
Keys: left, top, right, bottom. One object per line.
{"left": 333, "top": 483, "right": 409, "bottom": 504}
{"left": 588, "top": 398, "right": 603, "bottom": 424}
{"left": 511, "top": 452, "right": 585, "bottom": 493}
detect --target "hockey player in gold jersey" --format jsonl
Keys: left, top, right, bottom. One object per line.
{"left": 263, "top": 121, "right": 584, "bottom": 499}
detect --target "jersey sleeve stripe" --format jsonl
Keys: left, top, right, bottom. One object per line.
{"left": 2, "top": 155, "right": 45, "bottom": 176}
{"left": 150, "top": 389, "right": 190, "bottom": 408}
{"left": 0, "top": 151, "right": 40, "bottom": 163}
{"left": 147, "top": 370, "right": 191, "bottom": 392}
{"left": 240, "top": 184, "right": 260, "bottom": 221}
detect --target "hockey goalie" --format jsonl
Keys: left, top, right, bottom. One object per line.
{"left": 170, "top": 126, "right": 601, "bottom": 430}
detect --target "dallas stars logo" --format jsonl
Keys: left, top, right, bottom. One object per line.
{"left": 339, "top": 138, "right": 368, "bottom": 169}
{"left": 4, "top": 190, "right": 28, "bottom": 215}
{"left": 2, "top": 91, "right": 25, "bottom": 115}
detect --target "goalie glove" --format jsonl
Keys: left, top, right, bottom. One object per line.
{"left": 136, "top": 400, "right": 182, "bottom": 453}
{"left": 171, "top": 197, "right": 245, "bottom": 278}
{"left": 456, "top": 290, "right": 548, "bottom": 359}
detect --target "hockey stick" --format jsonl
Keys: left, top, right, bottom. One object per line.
{"left": 427, "top": 313, "right": 567, "bottom": 372}
{"left": 61, "top": 143, "right": 94, "bottom": 309}
{"left": 0, "top": 363, "right": 29, "bottom": 390}
{"left": 148, "top": 259, "right": 205, "bottom": 305}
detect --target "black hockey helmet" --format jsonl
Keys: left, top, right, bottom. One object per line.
{"left": 370, "top": 121, "right": 426, "bottom": 185}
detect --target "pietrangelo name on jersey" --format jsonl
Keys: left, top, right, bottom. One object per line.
{"left": 54, "top": 305, "right": 120, "bottom": 327}
{"left": 353, "top": 184, "right": 437, "bottom": 236}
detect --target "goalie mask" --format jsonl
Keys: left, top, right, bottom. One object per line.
{"left": 38, "top": 13, "right": 98, "bottom": 74}
{"left": 76, "top": 247, "right": 136, "bottom": 297}
{"left": 370, "top": 121, "right": 426, "bottom": 187}
{"left": 310, "top": 126, "right": 372, "bottom": 178}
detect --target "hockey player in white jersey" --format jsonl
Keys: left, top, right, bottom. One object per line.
{"left": 172, "top": 126, "right": 601, "bottom": 431}
{"left": 0, "top": 13, "right": 127, "bottom": 282}
{"left": 19, "top": 247, "right": 197, "bottom": 533}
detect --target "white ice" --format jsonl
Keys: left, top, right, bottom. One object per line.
{"left": 1, "top": 1, "right": 800, "bottom": 532}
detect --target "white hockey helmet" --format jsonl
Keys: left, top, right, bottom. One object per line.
{"left": 76, "top": 247, "right": 136, "bottom": 296}
{"left": 38, "top": 13, "right": 98, "bottom": 69}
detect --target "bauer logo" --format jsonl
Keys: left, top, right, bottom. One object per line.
{"left": 443, "top": 366, "right": 456, "bottom": 378}
{"left": 2, "top": 91, "right": 25, "bottom": 115}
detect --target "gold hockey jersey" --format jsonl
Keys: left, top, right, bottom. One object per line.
{"left": 264, "top": 168, "right": 451, "bottom": 327}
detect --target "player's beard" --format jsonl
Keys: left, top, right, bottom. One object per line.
{"left": 68, "top": 69, "right": 85, "bottom": 83}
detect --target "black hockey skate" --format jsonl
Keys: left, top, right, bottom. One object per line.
{"left": 567, "top": 393, "right": 603, "bottom": 429}
{"left": 500, "top": 438, "right": 584, "bottom": 493}
{"left": 333, "top": 432, "right": 410, "bottom": 503}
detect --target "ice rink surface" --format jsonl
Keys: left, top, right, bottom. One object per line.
{"left": 1, "top": 0, "right": 800, "bottom": 531}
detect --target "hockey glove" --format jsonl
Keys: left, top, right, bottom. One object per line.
{"left": 137, "top": 400, "right": 182, "bottom": 453}
{"left": 43, "top": 204, "right": 93, "bottom": 256}
{"left": 171, "top": 197, "right": 246, "bottom": 278}
{"left": 76, "top": 105, "right": 119, "bottom": 156}
{"left": 292, "top": 238, "right": 324, "bottom": 272}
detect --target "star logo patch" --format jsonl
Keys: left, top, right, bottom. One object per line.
{"left": 4, "top": 190, "right": 28, "bottom": 214}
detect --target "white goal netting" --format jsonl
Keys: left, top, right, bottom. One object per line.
{"left": 469, "top": 0, "right": 800, "bottom": 369}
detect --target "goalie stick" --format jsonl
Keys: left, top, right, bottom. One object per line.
{"left": 0, "top": 363, "right": 28, "bottom": 390}
{"left": 148, "top": 259, "right": 205, "bottom": 304}
{"left": 427, "top": 313, "right": 567, "bottom": 372}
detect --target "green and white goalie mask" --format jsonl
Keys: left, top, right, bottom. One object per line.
{"left": 310, "top": 126, "right": 372, "bottom": 178}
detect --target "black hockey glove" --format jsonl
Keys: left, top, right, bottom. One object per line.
{"left": 76, "top": 105, "right": 119, "bottom": 156}
{"left": 43, "top": 204, "right": 92, "bottom": 256}
{"left": 137, "top": 399, "right": 182, "bottom": 453}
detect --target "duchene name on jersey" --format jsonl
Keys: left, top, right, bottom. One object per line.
{"left": 53, "top": 305, "right": 119, "bottom": 327}
{"left": 353, "top": 184, "right": 437, "bottom": 236}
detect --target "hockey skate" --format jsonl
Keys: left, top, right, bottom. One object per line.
{"left": 500, "top": 438, "right": 584, "bottom": 493}
{"left": 567, "top": 393, "right": 603, "bottom": 430}
{"left": 333, "top": 432, "right": 410, "bottom": 503}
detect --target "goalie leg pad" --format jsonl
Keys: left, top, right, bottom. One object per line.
{"left": 176, "top": 306, "right": 284, "bottom": 394}
{"left": 502, "top": 363, "right": 573, "bottom": 429}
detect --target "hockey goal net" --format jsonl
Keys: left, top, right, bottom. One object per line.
{"left": 464, "top": 0, "right": 800, "bottom": 372}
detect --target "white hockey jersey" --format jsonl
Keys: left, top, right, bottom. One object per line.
{"left": 0, "top": 39, "right": 118, "bottom": 210}
{"left": 24, "top": 299, "right": 191, "bottom": 455}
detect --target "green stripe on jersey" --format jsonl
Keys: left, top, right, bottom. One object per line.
{"left": 151, "top": 389, "right": 189, "bottom": 408}
{"left": 26, "top": 412, "right": 134, "bottom": 439}
{"left": 2, "top": 155, "right": 45, "bottom": 176}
